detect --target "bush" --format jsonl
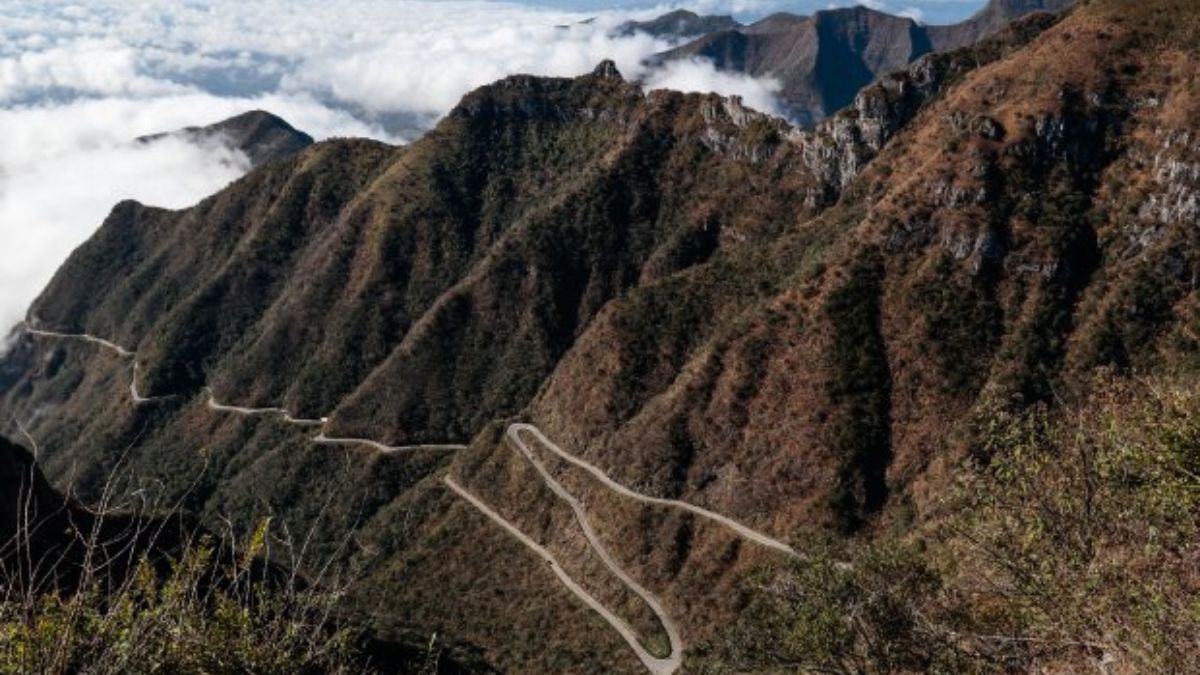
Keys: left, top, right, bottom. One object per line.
{"left": 946, "top": 375, "right": 1200, "bottom": 672}
{"left": 703, "top": 375, "right": 1200, "bottom": 674}
{"left": 0, "top": 518, "right": 369, "bottom": 675}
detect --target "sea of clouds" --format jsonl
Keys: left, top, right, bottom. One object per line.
{"left": 0, "top": 0, "right": 984, "bottom": 332}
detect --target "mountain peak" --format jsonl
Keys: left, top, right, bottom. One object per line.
{"left": 657, "top": 0, "right": 1075, "bottom": 125}
{"left": 137, "top": 109, "right": 314, "bottom": 167}
{"left": 592, "top": 59, "right": 623, "bottom": 80}
{"left": 614, "top": 9, "right": 739, "bottom": 39}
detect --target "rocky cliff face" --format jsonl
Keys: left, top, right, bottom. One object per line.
{"left": 655, "top": 0, "right": 1074, "bottom": 126}
{"left": 2, "top": 1, "right": 1198, "bottom": 671}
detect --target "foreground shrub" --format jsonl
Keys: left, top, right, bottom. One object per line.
{"left": 0, "top": 518, "right": 368, "bottom": 675}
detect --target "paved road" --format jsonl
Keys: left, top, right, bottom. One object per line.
{"left": 312, "top": 432, "right": 465, "bottom": 454}
{"left": 203, "top": 391, "right": 464, "bottom": 451}
{"left": 508, "top": 424, "right": 798, "bottom": 558}
{"left": 22, "top": 324, "right": 465, "bottom": 454}
{"left": 444, "top": 424, "right": 804, "bottom": 674}
{"left": 204, "top": 387, "right": 326, "bottom": 425}
{"left": 24, "top": 325, "right": 134, "bottom": 358}
{"left": 444, "top": 476, "right": 680, "bottom": 675}
{"left": 504, "top": 425, "right": 683, "bottom": 673}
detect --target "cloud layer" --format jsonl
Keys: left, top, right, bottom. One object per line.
{"left": 0, "top": 0, "right": 989, "bottom": 332}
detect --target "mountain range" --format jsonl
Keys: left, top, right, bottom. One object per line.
{"left": 2, "top": 0, "right": 1198, "bottom": 672}
{"left": 643, "top": 0, "right": 1076, "bottom": 125}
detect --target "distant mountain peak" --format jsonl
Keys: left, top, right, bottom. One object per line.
{"left": 614, "top": 9, "right": 739, "bottom": 40}
{"left": 137, "top": 110, "right": 314, "bottom": 167}
{"left": 653, "top": 0, "right": 1075, "bottom": 125}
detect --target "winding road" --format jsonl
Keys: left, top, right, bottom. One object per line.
{"left": 25, "top": 325, "right": 134, "bottom": 358}
{"left": 25, "top": 324, "right": 168, "bottom": 407}
{"left": 21, "top": 322, "right": 805, "bottom": 675}
{"left": 312, "top": 433, "right": 466, "bottom": 454}
{"left": 130, "top": 362, "right": 175, "bottom": 405}
{"left": 442, "top": 424, "right": 802, "bottom": 675}
{"left": 508, "top": 424, "right": 798, "bottom": 558}
{"left": 20, "top": 323, "right": 464, "bottom": 454}
{"left": 204, "top": 387, "right": 326, "bottom": 426}
{"left": 444, "top": 476, "right": 679, "bottom": 675}
{"left": 503, "top": 424, "right": 683, "bottom": 673}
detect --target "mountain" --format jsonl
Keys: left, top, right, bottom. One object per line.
{"left": 614, "top": 9, "right": 739, "bottom": 40}
{"left": 930, "top": 0, "right": 1079, "bottom": 45}
{"left": 137, "top": 109, "right": 315, "bottom": 167}
{"left": 3, "top": 0, "right": 1199, "bottom": 671}
{"left": 654, "top": 0, "right": 1075, "bottom": 125}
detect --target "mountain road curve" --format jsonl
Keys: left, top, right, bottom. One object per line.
{"left": 312, "top": 433, "right": 466, "bottom": 454}
{"left": 19, "top": 324, "right": 465, "bottom": 454}
{"left": 24, "top": 324, "right": 134, "bottom": 358}
{"left": 507, "top": 423, "right": 798, "bottom": 558}
{"left": 503, "top": 424, "right": 684, "bottom": 673}
{"left": 442, "top": 423, "right": 804, "bottom": 675}
{"left": 444, "top": 475, "right": 681, "bottom": 675}
{"left": 130, "top": 362, "right": 175, "bottom": 405}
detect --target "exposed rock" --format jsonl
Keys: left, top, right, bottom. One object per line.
{"left": 654, "top": 0, "right": 1074, "bottom": 125}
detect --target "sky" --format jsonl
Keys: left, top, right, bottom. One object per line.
{"left": 0, "top": 0, "right": 992, "bottom": 334}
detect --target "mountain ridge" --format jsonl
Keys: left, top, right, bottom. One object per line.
{"left": 614, "top": 9, "right": 739, "bottom": 40}
{"left": 2, "top": 1, "right": 1198, "bottom": 671}
{"left": 653, "top": 0, "right": 1075, "bottom": 125}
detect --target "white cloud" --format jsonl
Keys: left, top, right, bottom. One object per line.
{"left": 0, "top": 132, "right": 246, "bottom": 331}
{"left": 0, "top": 92, "right": 388, "bottom": 330}
{"left": 283, "top": 20, "right": 670, "bottom": 117}
{"left": 644, "top": 58, "right": 784, "bottom": 117}
{"left": 0, "top": 38, "right": 186, "bottom": 103}
{"left": 0, "top": 1, "right": 794, "bottom": 126}
{"left": 0, "top": 0, "right": 988, "bottom": 333}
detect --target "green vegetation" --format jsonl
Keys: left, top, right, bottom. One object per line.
{"left": 823, "top": 254, "right": 892, "bottom": 531}
{"left": 912, "top": 255, "right": 1001, "bottom": 396}
{"left": 0, "top": 435, "right": 475, "bottom": 675}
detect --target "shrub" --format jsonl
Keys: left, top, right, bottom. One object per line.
{"left": 0, "top": 518, "right": 369, "bottom": 675}
{"left": 703, "top": 375, "right": 1200, "bottom": 673}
